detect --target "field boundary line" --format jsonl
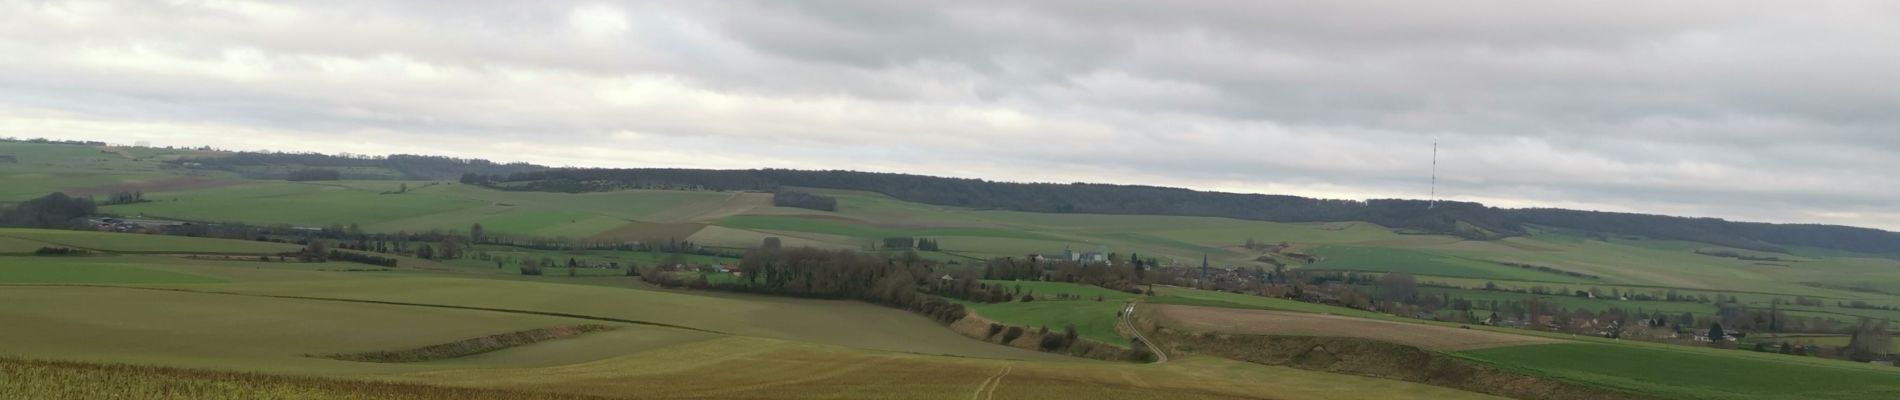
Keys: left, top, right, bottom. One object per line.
{"left": 4, "top": 284, "right": 727, "bottom": 334}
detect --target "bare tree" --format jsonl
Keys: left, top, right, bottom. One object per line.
{"left": 1847, "top": 318, "right": 1892, "bottom": 361}
{"left": 1379, "top": 272, "right": 1418, "bottom": 302}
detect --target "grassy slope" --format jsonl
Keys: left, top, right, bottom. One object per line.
{"left": 0, "top": 285, "right": 620, "bottom": 375}
{"left": 0, "top": 257, "right": 226, "bottom": 283}
{"left": 199, "top": 277, "right": 1060, "bottom": 361}
{"left": 0, "top": 235, "right": 54, "bottom": 253}
{"left": 0, "top": 357, "right": 601, "bottom": 400}
{"left": 955, "top": 280, "right": 1141, "bottom": 347}
{"left": 1459, "top": 343, "right": 1900, "bottom": 400}
{"left": 362, "top": 186, "right": 731, "bottom": 237}
{"left": 393, "top": 336, "right": 1507, "bottom": 400}
{"left": 101, "top": 181, "right": 486, "bottom": 227}
{"left": 1148, "top": 284, "right": 1900, "bottom": 399}
{"left": 88, "top": 178, "right": 733, "bottom": 239}
{"left": 0, "top": 142, "right": 208, "bottom": 201}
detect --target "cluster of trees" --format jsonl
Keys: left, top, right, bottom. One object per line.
{"left": 284, "top": 169, "right": 342, "bottom": 181}
{"left": 1496, "top": 261, "right": 1600, "bottom": 280}
{"left": 326, "top": 250, "right": 398, "bottom": 267}
{"left": 879, "top": 237, "right": 941, "bottom": 251}
{"left": 979, "top": 257, "right": 1147, "bottom": 294}
{"left": 175, "top": 152, "right": 546, "bottom": 181}
{"left": 103, "top": 191, "right": 146, "bottom": 205}
{"left": 291, "top": 241, "right": 399, "bottom": 267}
{"left": 1242, "top": 238, "right": 1286, "bottom": 251}
{"left": 714, "top": 247, "right": 969, "bottom": 324}
{"left": 409, "top": 238, "right": 463, "bottom": 260}
{"left": 1846, "top": 318, "right": 1894, "bottom": 361}
{"left": 771, "top": 190, "right": 837, "bottom": 211}
{"left": 1839, "top": 300, "right": 1896, "bottom": 311}
{"left": 32, "top": 247, "right": 83, "bottom": 256}
{"left": 615, "top": 249, "right": 974, "bottom": 325}
{"left": 0, "top": 193, "right": 96, "bottom": 228}
{"left": 0, "top": 137, "right": 105, "bottom": 146}
{"left": 1694, "top": 249, "right": 1788, "bottom": 262}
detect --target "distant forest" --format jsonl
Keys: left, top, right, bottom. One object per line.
{"left": 177, "top": 152, "right": 546, "bottom": 181}
{"left": 181, "top": 151, "right": 1900, "bottom": 255}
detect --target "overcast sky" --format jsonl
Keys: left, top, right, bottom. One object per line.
{"left": 4, "top": 1, "right": 1899, "bottom": 230}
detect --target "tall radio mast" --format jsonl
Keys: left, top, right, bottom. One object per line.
{"left": 1429, "top": 138, "right": 1438, "bottom": 209}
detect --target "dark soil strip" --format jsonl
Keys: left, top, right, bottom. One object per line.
{"left": 1149, "top": 328, "right": 1653, "bottom": 400}
{"left": 4, "top": 284, "right": 725, "bottom": 334}
{"left": 316, "top": 325, "right": 618, "bottom": 363}
{"left": 1, "top": 356, "right": 612, "bottom": 400}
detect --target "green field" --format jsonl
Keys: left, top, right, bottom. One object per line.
{"left": 0, "top": 257, "right": 225, "bottom": 284}
{"left": 0, "top": 235, "right": 54, "bottom": 253}
{"left": 101, "top": 181, "right": 487, "bottom": 227}
{"left": 1460, "top": 343, "right": 1900, "bottom": 400}
{"left": 953, "top": 281, "right": 1143, "bottom": 347}
{"left": 0, "top": 228, "right": 301, "bottom": 254}
{"left": 0, "top": 142, "right": 208, "bottom": 201}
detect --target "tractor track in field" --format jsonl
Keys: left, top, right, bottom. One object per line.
{"left": 1122, "top": 302, "right": 1168, "bottom": 363}
{"left": 2, "top": 284, "right": 726, "bottom": 334}
{"left": 970, "top": 364, "right": 1012, "bottom": 400}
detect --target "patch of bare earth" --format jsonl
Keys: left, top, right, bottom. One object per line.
{"left": 648, "top": 192, "right": 772, "bottom": 223}
{"left": 589, "top": 221, "right": 708, "bottom": 242}
{"left": 62, "top": 176, "right": 243, "bottom": 197}
{"left": 315, "top": 325, "right": 617, "bottom": 363}
{"left": 1153, "top": 305, "right": 1560, "bottom": 351}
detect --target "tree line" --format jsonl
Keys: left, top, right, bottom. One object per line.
{"left": 879, "top": 237, "right": 941, "bottom": 251}
{"left": 176, "top": 152, "right": 546, "bottom": 181}
{"left": 771, "top": 190, "right": 837, "bottom": 211}
{"left": 0, "top": 193, "right": 96, "bottom": 228}
{"left": 285, "top": 169, "right": 342, "bottom": 181}
{"left": 638, "top": 247, "right": 970, "bottom": 324}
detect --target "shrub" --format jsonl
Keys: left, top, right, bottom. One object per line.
{"left": 1040, "top": 334, "right": 1067, "bottom": 350}
{"left": 33, "top": 247, "right": 83, "bottom": 256}
{"left": 1001, "top": 327, "right": 1024, "bottom": 344}
{"left": 326, "top": 250, "right": 397, "bottom": 267}
{"left": 317, "top": 325, "right": 614, "bottom": 363}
